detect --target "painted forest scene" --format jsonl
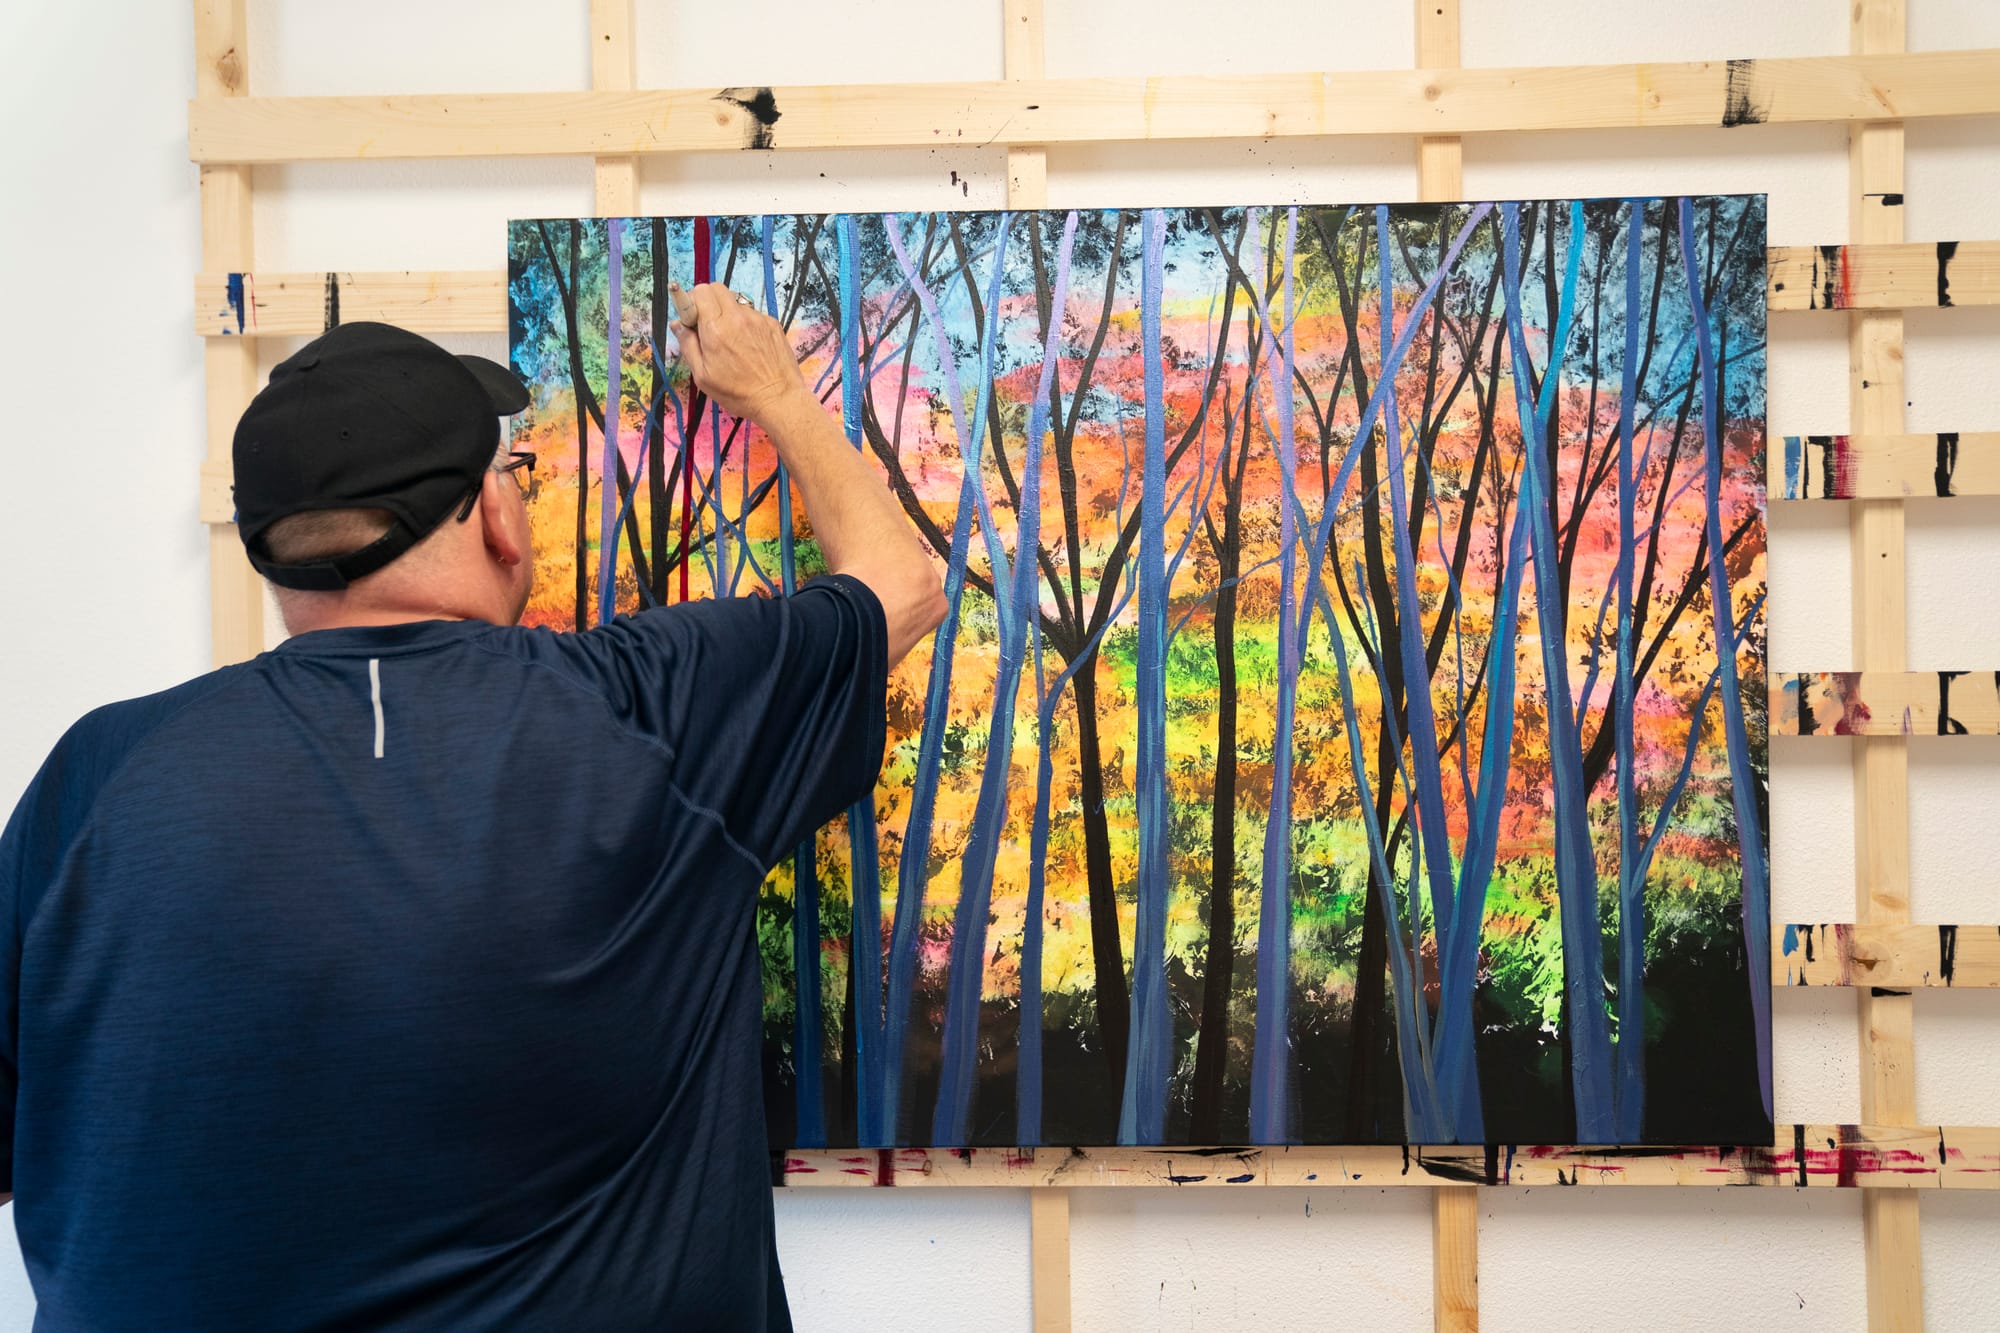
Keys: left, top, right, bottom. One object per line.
{"left": 506, "top": 195, "right": 1770, "bottom": 1149}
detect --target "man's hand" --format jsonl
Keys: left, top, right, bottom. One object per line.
{"left": 669, "top": 284, "right": 810, "bottom": 426}
{"left": 670, "top": 281, "right": 946, "bottom": 666}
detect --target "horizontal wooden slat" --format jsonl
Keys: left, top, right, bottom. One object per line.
{"left": 195, "top": 240, "right": 2000, "bottom": 343}
{"left": 777, "top": 1125, "right": 2000, "bottom": 1189}
{"left": 1774, "top": 432, "right": 2000, "bottom": 499}
{"left": 1767, "top": 240, "right": 2000, "bottom": 311}
{"left": 196, "top": 270, "right": 505, "bottom": 337}
{"left": 1772, "top": 671, "right": 2000, "bottom": 736}
{"left": 1778, "top": 922, "right": 2000, "bottom": 988}
{"left": 186, "top": 49, "right": 2000, "bottom": 164}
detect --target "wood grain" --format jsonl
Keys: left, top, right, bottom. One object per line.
{"left": 591, "top": 0, "right": 637, "bottom": 215}
{"left": 194, "top": 0, "right": 265, "bottom": 666}
{"left": 1773, "top": 432, "right": 2000, "bottom": 499}
{"left": 186, "top": 50, "right": 2000, "bottom": 164}
{"left": 1772, "top": 671, "right": 2000, "bottom": 736}
{"left": 1029, "top": 1187, "right": 1071, "bottom": 1333}
{"left": 1848, "top": 4, "right": 1923, "bottom": 1328}
{"left": 194, "top": 270, "right": 504, "bottom": 339}
{"left": 1777, "top": 923, "right": 2000, "bottom": 989}
{"left": 1767, "top": 240, "right": 2000, "bottom": 311}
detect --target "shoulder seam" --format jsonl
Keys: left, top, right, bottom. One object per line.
{"left": 462, "top": 634, "right": 770, "bottom": 876}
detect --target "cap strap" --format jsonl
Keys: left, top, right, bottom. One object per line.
{"left": 246, "top": 519, "right": 424, "bottom": 592}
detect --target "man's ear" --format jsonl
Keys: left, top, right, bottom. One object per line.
{"left": 478, "top": 471, "right": 527, "bottom": 569}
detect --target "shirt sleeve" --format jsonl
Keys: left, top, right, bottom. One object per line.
{"left": 560, "top": 574, "right": 890, "bottom": 869}
{"left": 0, "top": 763, "right": 61, "bottom": 1197}
{"left": 0, "top": 811, "right": 20, "bottom": 1195}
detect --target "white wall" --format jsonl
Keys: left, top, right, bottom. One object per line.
{"left": 1, "top": 1, "right": 1996, "bottom": 1328}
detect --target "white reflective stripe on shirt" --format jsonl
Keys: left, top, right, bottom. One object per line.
{"left": 369, "top": 658, "right": 385, "bottom": 759}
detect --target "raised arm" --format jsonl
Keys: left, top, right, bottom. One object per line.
{"left": 671, "top": 283, "right": 946, "bottom": 666}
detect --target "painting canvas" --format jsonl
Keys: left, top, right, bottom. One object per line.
{"left": 506, "top": 196, "right": 1770, "bottom": 1148}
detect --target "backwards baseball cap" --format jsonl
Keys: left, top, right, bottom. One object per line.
{"left": 232, "top": 321, "right": 532, "bottom": 591}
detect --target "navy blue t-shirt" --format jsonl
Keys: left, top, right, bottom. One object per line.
{"left": 0, "top": 576, "right": 887, "bottom": 1331}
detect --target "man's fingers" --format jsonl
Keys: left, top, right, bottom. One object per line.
{"left": 690, "top": 283, "right": 737, "bottom": 330}
{"left": 667, "top": 281, "right": 699, "bottom": 329}
{"left": 670, "top": 322, "right": 706, "bottom": 381}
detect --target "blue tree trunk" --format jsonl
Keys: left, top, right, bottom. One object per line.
{"left": 1120, "top": 208, "right": 1177, "bottom": 1145}
{"left": 1296, "top": 204, "right": 1493, "bottom": 1142}
{"left": 597, "top": 217, "right": 624, "bottom": 625}
{"left": 1248, "top": 208, "right": 1301, "bottom": 1145}
{"left": 1373, "top": 205, "right": 1487, "bottom": 1142}
{"left": 1612, "top": 204, "right": 1648, "bottom": 1140}
{"left": 1014, "top": 214, "right": 1081, "bottom": 1147}
{"left": 930, "top": 216, "right": 1033, "bottom": 1145}
{"left": 1678, "top": 197, "right": 1773, "bottom": 1123}
{"left": 880, "top": 214, "right": 1001, "bottom": 1143}
{"left": 818, "top": 215, "right": 890, "bottom": 1144}
{"left": 1500, "top": 201, "right": 1616, "bottom": 1142}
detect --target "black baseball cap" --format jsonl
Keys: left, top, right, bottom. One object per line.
{"left": 233, "top": 322, "right": 531, "bottom": 591}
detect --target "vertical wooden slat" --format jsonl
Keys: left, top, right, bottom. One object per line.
{"left": 1004, "top": 0, "right": 1048, "bottom": 206}
{"left": 1029, "top": 1186, "right": 1072, "bottom": 1333}
{"left": 1433, "top": 1185, "right": 1479, "bottom": 1333}
{"left": 1004, "top": 2, "right": 1061, "bottom": 1326}
{"left": 591, "top": 0, "right": 637, "bottom": 214}
{"left": 1848, "top": 2, "right": 1922, "bottom": 1329}
{"left": 1417, "top": 3, "right": 1477, "bottom": 1329}
{"left": 1415, "top": 0, "right": 1462, "bottom": 202}
{"left": 194, "top": 0, "right": 266, "bottom": 665}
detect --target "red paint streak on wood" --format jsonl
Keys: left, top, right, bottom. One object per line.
{"left": 1837, "top": 247, "right": 1856, "bottom": 309}
{"left": 1829, "top": 434, "right": 1856, "bottom": 499}
{"left": 782, "top": 1157, "right": 819, "bottom": 1175}
{"left": 1831, "top": 671, "right": 1873, "bottom": 735}
{"left": 875, "top": 1147, "right": 894, "bottom": 1186}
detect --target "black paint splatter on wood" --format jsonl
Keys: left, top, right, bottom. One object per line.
{"left": 1938, "top": 672, "right": 1970, "bottom": 736}
{"left": 1936, "top": 240, "right": 1959, "bottom": 307}
{"left": 1721, "top": 59, "right": 1769, "bottom": 128}
{"left": 715, "top": 86, "right": 783, "bottom": 150}
{"left": 1869, "top": 987, "right": 1909, "bottom": 998}
{"left": 1413, "top": 1151, "right": 1489, "bottom": 1185}
{"left": 1815, "top": 245, "right": 1842, "bottom": 310}
{"left": 1793, "top": 1123, "right": 1808, "bottom": 1187}
{"left": 1938, "top": 924, "right": 1958, "bottom": 986}
{"left": 1484, "top": 1142, "right": 1501, "bottom": 1185}
{"left": 1936, "top": 432, "right": 1960, "bottom": 497}
{"left": 322, "top": 272, "right": 340, "bottom": 331}
{"left": 1795, "top": 674, "right": 1819, "bottom": 737}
